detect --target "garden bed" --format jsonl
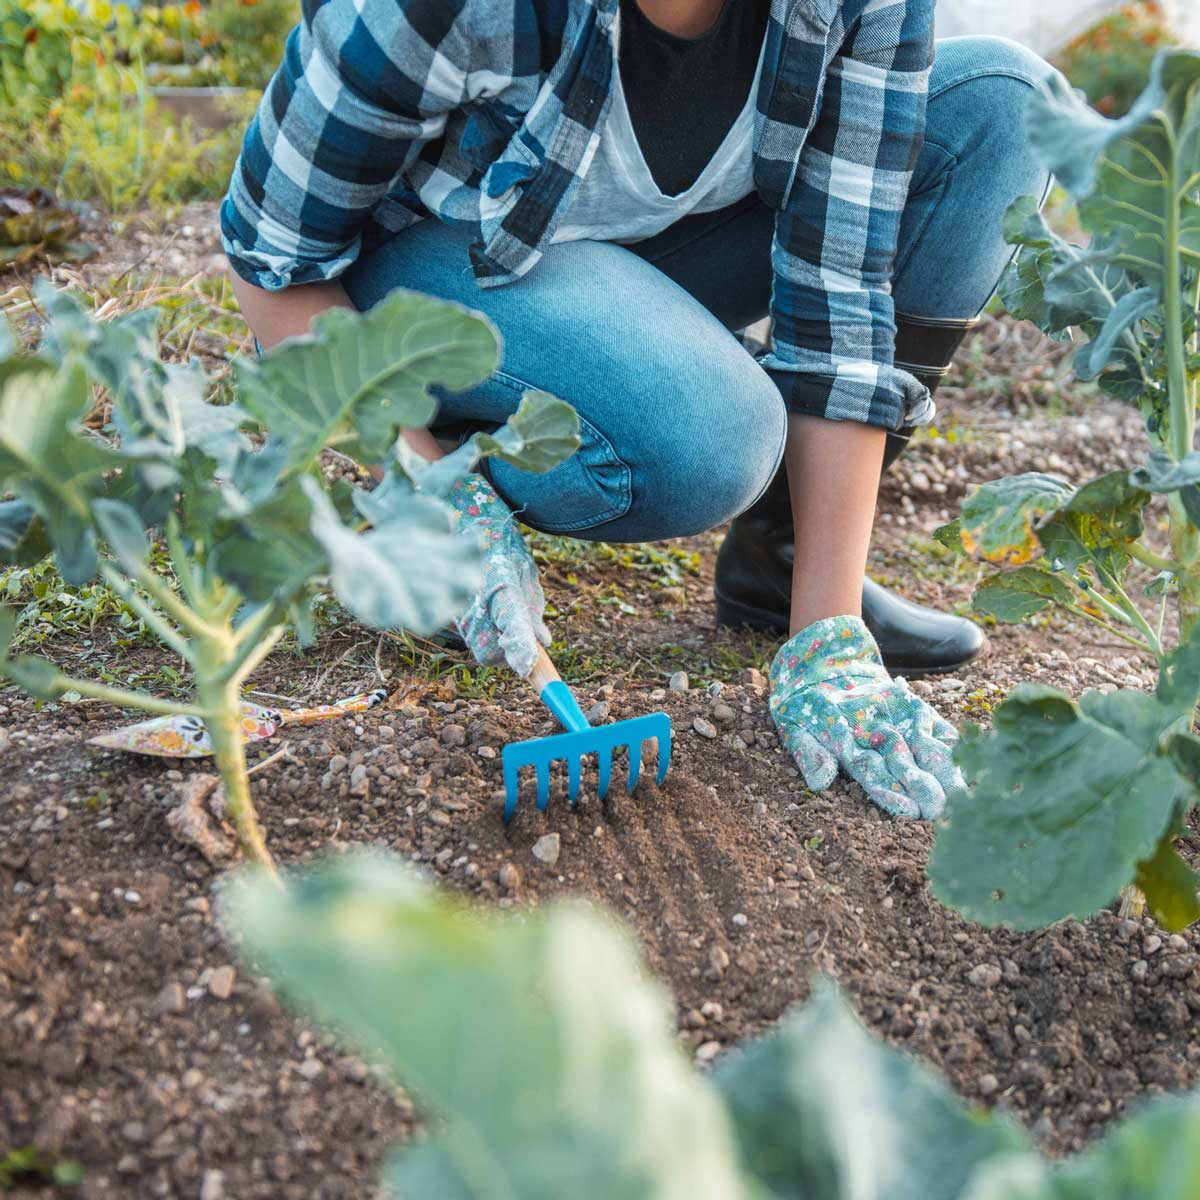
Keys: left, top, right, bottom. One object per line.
{"left": 3, "top": 215, "right": 1200, "bottom": 1199}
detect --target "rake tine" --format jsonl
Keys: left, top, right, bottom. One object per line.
{"left": 535, "top": 760, "right": 551, "bottom": 812}
{"left": 566, "top": 751, "right": 583, "bottom": 808}
{"left": 626, "top": 740, "right": 642, "bottom": 793}
{"left": 656, "top": 726, "right": 672, "bottom": 784}
{"left": 596, "top": 746, "right": 613, "bottom": 802}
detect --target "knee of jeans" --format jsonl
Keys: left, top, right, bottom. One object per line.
{"left": 938, "top": 35, "right": 1057, "bottom": 95}
{"left": 637, "top": 363, "right": 787, "bottom": 538}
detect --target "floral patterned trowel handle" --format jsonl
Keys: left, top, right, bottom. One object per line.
{"left": 87, "top": 689, "right": 387, "bottom": 758}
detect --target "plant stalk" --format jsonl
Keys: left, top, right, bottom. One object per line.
{"left": 195, "top": 669, "right": 277, "bottom": 878}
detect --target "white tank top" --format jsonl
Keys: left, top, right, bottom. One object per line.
{"left": 550, "top": 9, "right": 765, "bottom": 246}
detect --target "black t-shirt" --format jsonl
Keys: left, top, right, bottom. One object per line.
{"left": 617, "top": 0, "right": 771, "bottom": 198}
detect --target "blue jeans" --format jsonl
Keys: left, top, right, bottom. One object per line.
{"left": 342, "top": 36, "right": 1055, "bottom": 542}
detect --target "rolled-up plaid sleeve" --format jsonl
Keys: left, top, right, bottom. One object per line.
{"left": 760, "top": 1, "right": 935, "bottom": 430}
{"left": 220, "top": 0, "right": 472, "bottom": 291}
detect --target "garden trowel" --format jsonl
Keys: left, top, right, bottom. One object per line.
{"left": 502, "top": 647, "right": 671, "bottom": 821}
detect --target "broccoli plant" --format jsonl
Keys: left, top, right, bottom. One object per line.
{"left": 225, "top": 850, "right": 1200, "bottom": 1200}
{"left": 0, "top": 282, "right": 578, "bottom": 871}
{"left": 930, "top": 50, "right": 1200, "bottom": 931}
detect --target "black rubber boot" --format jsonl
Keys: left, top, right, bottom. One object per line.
{"left": 715, "top": 314, "right": 985, "bottom": 676}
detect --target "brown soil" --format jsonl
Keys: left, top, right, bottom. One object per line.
{"left": 4, "top": 218, "right": 1200, "bottom": 1199}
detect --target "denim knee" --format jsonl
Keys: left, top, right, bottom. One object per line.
{"left": 632, "top": 358, "right": 787, "bottom": 540}
{"left": 932, "top": 35, "right": 1057, "bottom": 98}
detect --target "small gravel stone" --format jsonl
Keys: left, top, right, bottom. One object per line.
{"left": 0, "top": 728, "right": 9, "bottom": 754}
{"left": 121, "top": 1121, "right": 147, "bottom": 1144}
{"left": 155, "top": 982, "right": 186, "bottom": 1015}
{"left": 668, "top": 671, "right": 690, "bottom": 692}
{"left": 1131, "top": 959, "right": 1149, "bottom": 981}
{"left": 738, "top": 668, "right": 766, "bottom": 689}
{"left": 938, "top": 678, "right": 967, "bottom": 693}
{"left": 1143, "top": 934, "right": 1163, "bottom": 956}
{"left": 693, "top": 717, "right": 717, "bottom": 739}
{"left": 967, "top": 963, "right": 1002, "bottom": 988}
{"left": 499, "top": 863, "right": 522, "bottom": 891}
{"left": 207, "top": 965, "right": 236, "bottom": 1000}
{"left": 731, "top": 912, "right": 748, "bottom": 928}
{"left": 695, "top": 1041, "right": 721, "bottom": 1064}
{"left": 586, "top": 701, "right": 610, "bottom": 723}
{"left": 978, "top": 1073, "right": 999, "bottom": 1097}
{"left": 441, "top": 724, "right": 467, "bottom": 747}
{"left": 532, "top": 833, "right": 561, "bottom": 866}
{"left": 706, "top": 945, "right": 730, "bottom": 980}
{"left": 328, "top": 754, "right": 348, "bottom": 775}
{"left": 712, "top": 703, "right": 737, "bottom": 724}
{"left": 477, "top": 745, "right": 497, "bottom": 759}
{"left": 349, "top": 764, "right": 368, "bottom": 787}
{"left": 200, "top": 1169, "right": 226, "bottom": 1200}
{"left": 298, "top": 1058, "right": 323, "bottom": 1080}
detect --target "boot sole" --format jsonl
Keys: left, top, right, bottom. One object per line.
{"left": 714, "top": 590, "right": 984, "bottom": 679}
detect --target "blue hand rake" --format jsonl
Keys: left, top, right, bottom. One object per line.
{"left": 502, "top": 647, "right": 672, "bottom": 822}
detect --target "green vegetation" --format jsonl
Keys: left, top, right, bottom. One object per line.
{"left": 931, "top": 50, "right": 1200, "bottom": 932}
{"left": 0, "top": 1146, "right": 83, "bottom": 1191}
{"left": 226, "top": 850, "right": 1200, "bottom": 1200}
{"left": 0, "top": 283, "right": 578, "bottom": 870}
{"left": 1057, "top": 2, "right": 1178, "bottom": 118}
{"left": 0, "top": 0, "right": 284, "bottom": 216}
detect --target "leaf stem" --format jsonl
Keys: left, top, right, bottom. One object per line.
{"left": 224, "top": 623, "right": 285, "bottom": 688}
{"left": 1128, "top": 543, "right": 1177, "bottom": 572}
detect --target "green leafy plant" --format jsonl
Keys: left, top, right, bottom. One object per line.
{"left": 1056, "top": 2, "right": 1177, "bottom": 118}
{"left": 226, "top": 850, "right": 1200, "bottom": 1199}
{"left": 0, "top": 0, "right": 251, "bottom": 214}
{"left": 142, "top": 0, "right": 295, "bottom": 89}
{"left": 930, "top": 50, "right": 1200, "bottom": 931}
{"left": 0, "top": 186, "right": 95, "bottom": 266}
{"left": 0, "top": 282, "right": 578, "bottom": 871}
{"left": 0, "top": 1146, "right": 83, "bottom": 1191}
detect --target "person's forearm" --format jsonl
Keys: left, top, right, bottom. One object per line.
{"left": 785, "top": 414, "right": 885, "bottom": 634}
{"left": 228, "top": 273, "right": 444, "bottom": 463}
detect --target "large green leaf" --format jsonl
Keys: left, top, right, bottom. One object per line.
{"left": 929, "top": 683, "right": 1190, "bottom": 930}
{"left": 396, "top": 390, "right": 581, "bottom": 497}
{"left": 1130, "top": 450, "right": 1200, "bottom": 527}
{"left": 208, "top": 479, "right": 327, "bottom": 606}
{"left": 1134, "top": 830, "right": 1200, "bottom": 933}
{"left": 302, "top": 477, "right": 481, "bottom": 635}
{"left": 715, "top": 981, "right": 1031, "bottom": 1200}
{"left": 1035, "top": 471, "right": 1150, "bottom": 579}
{"left": 1025, "top": 65, "right": 1167, "bottom": 197}
{"left": 972, "top": 567, "right": 1076, "bottom": 623}
{"left": 1050, "top": 1090, "right": 1200, "bottom": 1200}
{"left": 237, "top": 290, "right": 500, "bottom": 468}
{"left": 0, "top": 358, "right": 119, "bottom": 584}
{"left": 223, "top": 852, "right": 754, "bottom": 1200}
{"left": 959, "top": 474, "right": 1074, "bottom": 566}
{"left": 0, "top": 498, "right": 50, "bottom": 568}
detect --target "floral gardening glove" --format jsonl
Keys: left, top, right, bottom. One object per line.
{"left": 768, "top": 615, "right": 964, "bottom": 819}
{"left": 447, "top": 474, "right": 551, "bottom": 679}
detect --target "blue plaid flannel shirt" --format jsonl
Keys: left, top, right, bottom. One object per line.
{"left": 221, "top": 0, "right": 936, "bottom": 430}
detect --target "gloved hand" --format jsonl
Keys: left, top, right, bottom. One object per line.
{"left": 768, "top": 614, "right": 964, "bottom": 819}
{"left": 447, "top": 474, "right": 550, "bottom": 678}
